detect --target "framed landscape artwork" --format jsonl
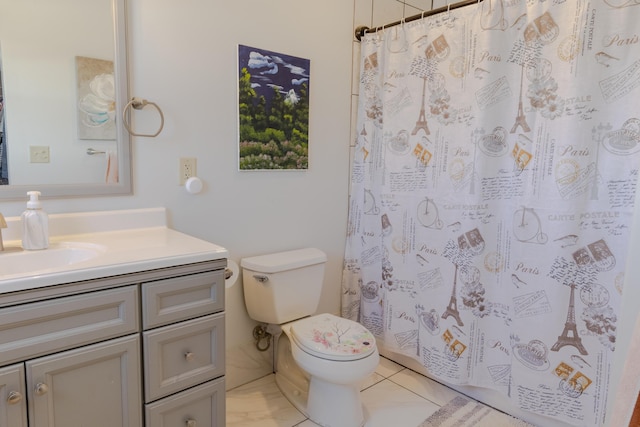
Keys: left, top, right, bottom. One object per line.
{"left": 237, "top": 45, "right": 310, "bottom": 170}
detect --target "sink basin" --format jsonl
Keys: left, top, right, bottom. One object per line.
{"left": 0, "top": 242, "right": 106, "bottom": 277}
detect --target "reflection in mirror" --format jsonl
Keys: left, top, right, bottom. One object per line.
{"left": 0, "top": 0, "right": 131, "bottom": 199}
{"left": 1, "top": 66, "right": 6, "bottom": 185}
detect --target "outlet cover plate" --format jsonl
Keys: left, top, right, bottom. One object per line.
{"left": 179, "top": 157, "right": 197, "bottom": 185}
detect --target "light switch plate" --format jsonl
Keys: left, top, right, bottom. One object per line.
{"left": 29, "top": 146, "right": 50, "bottom": 163}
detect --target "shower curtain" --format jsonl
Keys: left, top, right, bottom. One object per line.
{"left": 342, "top": 1, "right": 640, "bottom": 426}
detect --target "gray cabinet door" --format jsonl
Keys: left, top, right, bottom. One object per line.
{"left": 26, "top": 335, "right": 142, "bottom": 427}
{"left": 0, "top": 364, "right": 27, "bottom": 427}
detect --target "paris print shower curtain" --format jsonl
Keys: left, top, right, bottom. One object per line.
{"left": 342, "top": 1, "right": 640, "bottom": 425}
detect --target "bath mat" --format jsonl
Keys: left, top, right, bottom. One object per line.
{"left": 419, "top": 396, "right": 534, "bottom": 427}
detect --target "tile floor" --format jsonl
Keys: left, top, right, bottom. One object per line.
{"left": 226, "top": 356, "right": 530, "bottom": 426}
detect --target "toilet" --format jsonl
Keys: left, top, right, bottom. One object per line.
{"left": 241, "top": 248, "right": 379, "bottom": 427}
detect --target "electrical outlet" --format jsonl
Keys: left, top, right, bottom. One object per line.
{"left": 179, "top": 157, "right": 197, "bottom": 185}
{"left": 29, "top": 146, "right": 50, "bottom": 163}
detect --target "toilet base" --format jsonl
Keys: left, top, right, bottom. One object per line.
{"left": 307, "top": 376, "right": 364, "bottom": 427}
{"left": 274, "top": 369, "right": 309, "bottom": 416}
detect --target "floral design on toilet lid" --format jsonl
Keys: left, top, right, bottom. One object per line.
{"left": 290, "top": 313, "right": 376, "bottom": 361}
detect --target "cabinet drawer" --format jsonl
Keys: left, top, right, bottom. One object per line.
{"left": 145, "top": 377, "right": 225, "bottom": 427}
{"left": 0, "top": 286, "right": 138, "bottom": 365}
{"left": 143, "top": 313, "right": 225, "bottom": 402}
{"left": 142, "top": 271, "right": 224, "bottom": 329}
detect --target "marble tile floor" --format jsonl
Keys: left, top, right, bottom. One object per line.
{"left": 226, "top": 356, "right": 530, "bottom": 427}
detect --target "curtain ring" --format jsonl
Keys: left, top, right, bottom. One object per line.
{"left": 374, "top": 25, "right": 383, "bottom": 41}
{"left": 377, "top": 24, "right": 386, "bottom": 40}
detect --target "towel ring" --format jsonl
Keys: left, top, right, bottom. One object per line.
{"left": 122, "top": 97, "right": 165, "bottom": 137}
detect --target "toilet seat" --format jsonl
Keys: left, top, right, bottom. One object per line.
{"left": 290, "top": 313, "right": 376, "bottom": 361}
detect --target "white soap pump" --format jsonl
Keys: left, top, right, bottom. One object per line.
{"left": 21, "top": 191, "right": 49, "bottom": 250}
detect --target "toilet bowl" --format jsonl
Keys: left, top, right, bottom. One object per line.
{"left": 282, "top": 313, "right": 379, "bottom": 427}
{"left": 241, "top": 249, "right": 380, "bottom": 427}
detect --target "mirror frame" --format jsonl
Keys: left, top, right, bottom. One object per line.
{"left": 0, "top": 0, "right": 131, "bottom": 200}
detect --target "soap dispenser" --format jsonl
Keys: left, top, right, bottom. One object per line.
{"left": 21, "top": 191, "right": 49, "bottom": 250}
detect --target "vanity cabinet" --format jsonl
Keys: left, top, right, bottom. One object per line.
{"left": 0, "top": 260, "right": 226, "bottom": 427}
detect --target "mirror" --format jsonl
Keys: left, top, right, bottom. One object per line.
{"left": 0, "top": 0, "right": 131, "bottom": 200}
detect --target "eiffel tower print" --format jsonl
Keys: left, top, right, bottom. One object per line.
{"left": 412, "top": 77, "right": 431, "bottom": 136}
{"left": 442, "top": 264, "right": 464, "bottom": 327}
{"left": 511, "top": 65, "right": 531, "bottom": 134}
{"left": 551, "top": 284, "right": 588, "bottom": 355}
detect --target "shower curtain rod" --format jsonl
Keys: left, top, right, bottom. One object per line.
{"left": 354, "top": 0, "right": 483, "bottom": 41}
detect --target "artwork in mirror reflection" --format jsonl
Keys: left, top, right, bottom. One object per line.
{"left": 0, "top": 0, "right": 126, "bottom": 192}
{"left": 238, "top": 44, "right": 310, "bottom": 170}
{"left": 76, "top": 56, "right": 116, "bottom": 140}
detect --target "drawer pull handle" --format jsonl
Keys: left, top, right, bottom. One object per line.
{"left": 35, "top": 383, "right": 49, "bottom": 396}
{"left": 186, "top": 419, "right": 197, "bottom": 427}
{"left": 185, "top": 351, "right": 195, "bottom": 361}
{"left": 7, "top": 391, "right": 23, "bottom": 404}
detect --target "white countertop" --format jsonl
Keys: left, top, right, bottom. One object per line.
{"left": 0, "top": 208, "right": 228, "bottom": 294}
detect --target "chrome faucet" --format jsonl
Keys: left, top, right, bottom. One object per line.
{"left": 0, "top": 212, "right": 6, "bottom": 251}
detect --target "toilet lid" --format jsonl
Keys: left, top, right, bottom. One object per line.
{"left": 290, "top": 313, "right": 376, "bottom": 361}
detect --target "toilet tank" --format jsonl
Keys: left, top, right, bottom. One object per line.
{"left": 241, "top": 248, "right": 327, "bottom": 324}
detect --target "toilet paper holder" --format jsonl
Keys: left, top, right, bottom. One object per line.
{"left": 224, "top": 260, "right": 240, "bottom": 289}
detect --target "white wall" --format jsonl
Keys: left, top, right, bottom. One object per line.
{"left": 1, "top": 0, "right": 355, "bottom": 390}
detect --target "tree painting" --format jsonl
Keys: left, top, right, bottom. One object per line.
{"left": 238, "top": 45, "right": 310, "bottom": 170}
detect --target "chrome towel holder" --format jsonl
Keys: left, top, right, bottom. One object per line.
{"left": 122, "top": 97, "right": 165, "bottom": 137}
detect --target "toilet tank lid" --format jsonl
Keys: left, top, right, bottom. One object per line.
{"left": 241, "top": 248, "right": 327, "bottom": 273}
